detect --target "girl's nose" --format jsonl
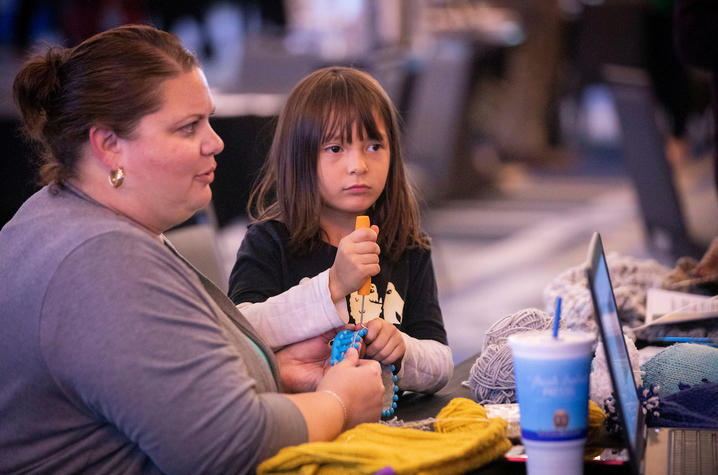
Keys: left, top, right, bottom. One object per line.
{"left": 348, "top": 148, "right": 368, "bottom": 175}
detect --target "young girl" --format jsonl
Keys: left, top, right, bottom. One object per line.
{"left": 228, "top": 66, "right": 452, "bottom": 394}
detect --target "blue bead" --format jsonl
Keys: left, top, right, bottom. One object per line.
{"left": 392, "top": 402, "right": 397, "bottom": 409}
{"left": 393, "top": 394, "right": 399, "bottom": 401}
{"left": 393, "top": 375, "right": 398, "bottom": 382}
{"left": 393, "top": 385, "right": 398, "bottom": 392}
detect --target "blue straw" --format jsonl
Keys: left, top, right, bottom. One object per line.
{"left": 652, "top": 336, "right": 718, "bottom": 347}
{"left": 553, "top": 296, "right": 562, "bottom": 338}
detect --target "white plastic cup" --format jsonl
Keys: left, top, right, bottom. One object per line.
{"left": 508, "top": 330, "right": 595, "bottom": 475}
{"left": 523, "top": 439, "right": 585, "bottom": 475}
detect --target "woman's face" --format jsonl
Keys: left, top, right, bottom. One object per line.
{"left": 316, "top": 118, "right": 390, "bottom": 221}
{"left": 118, "top": 68, "right": 223, "bottom": 232}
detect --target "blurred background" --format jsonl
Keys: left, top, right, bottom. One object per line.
{"left": 1, "top": 0, "right": 716, "bottom": 363}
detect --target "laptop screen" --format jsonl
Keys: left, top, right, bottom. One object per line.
{"left": 586, "top": 232, "right": 645, "bottom": 466}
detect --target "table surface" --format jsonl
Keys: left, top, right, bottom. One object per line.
{"left": 392, "top": 354, "right": 633, "bottom": 475}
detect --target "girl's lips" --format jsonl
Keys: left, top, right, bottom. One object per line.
{"left": 345, "top": 185, "right": 370, "bottom": 192}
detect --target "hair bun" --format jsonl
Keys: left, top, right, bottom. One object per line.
{"left": 13, "top": 46, "right": 69, "bottom": 140}
{"left": 38, "top": 47, "right": 69, "bottom": 108}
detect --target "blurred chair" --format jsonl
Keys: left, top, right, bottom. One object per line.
{"left": 366, "top": 53, "right": 414, "bottom": 117}
{"left": 165, "top": 203, "right": 229, "bottom": 292}
{"left": 571, "top": 3, "right": 647, "bottom": 91}
{"left": 604, "top": 64, "right": 704, "bottom": 262}
{"left": 402, "top": 39, "right": 476, "bottom": 203}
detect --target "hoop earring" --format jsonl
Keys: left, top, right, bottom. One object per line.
{"left": 109, "top": 167, "right": 125, "bottom": 188}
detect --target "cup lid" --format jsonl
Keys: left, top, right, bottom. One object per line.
{"left": 508, "top": 330, "right": 594, "bottom": 359}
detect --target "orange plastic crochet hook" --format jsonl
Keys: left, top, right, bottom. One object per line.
{"left": 355, "top": 215, "right": 371, "bottom": 326}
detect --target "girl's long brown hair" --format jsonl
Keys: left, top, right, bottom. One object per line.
{"left": 248, "top": 66, "right": 429, "bottom": 262}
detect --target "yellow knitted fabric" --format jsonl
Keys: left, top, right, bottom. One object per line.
{"left": 586, "top": 400, "right": 606, "bottom": 443}
{"left": 585, "top": 400, "right": 607, "bottom": 459}
{"left": 257, "top": 397, "right": 511, "bottom": 475}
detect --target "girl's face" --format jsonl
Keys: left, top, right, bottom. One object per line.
{"left": 117, "top": 68, "right": 224, "bottom": 232}
{"left": 316, "top": 118, "right": 390, "bottom": 220}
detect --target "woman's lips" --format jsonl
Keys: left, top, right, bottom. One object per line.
{"left": 195, "top": 168, "right": 215, "bottom": 184}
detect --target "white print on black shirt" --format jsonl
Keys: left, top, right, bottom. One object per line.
{"left": 348, "top": 282, "right": 404, "bottom": 325}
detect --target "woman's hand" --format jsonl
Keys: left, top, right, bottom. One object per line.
{"left": 363, "top": 318, "right": 406, "bottom": 366}
{"left": 275, "top": 324, "right": 368, "bottom": 393}
{"left": 317, "top": 347, "right": 383, "bottom": 428}
{"left": 275, "top": 329, "right": 338, "bottom": 393}
{"left": 328, "top": 225, "right": 380, "bottom": 301}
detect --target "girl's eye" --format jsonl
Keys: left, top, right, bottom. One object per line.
{"left": 368, "top": 143, "right": 383, "bottom": 152}
{"left": 325, "top": 145, "right": 342, "bottom": 153}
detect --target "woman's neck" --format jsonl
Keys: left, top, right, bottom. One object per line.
{"left": 65, "top": 178, "right": 163, "bottom": 238}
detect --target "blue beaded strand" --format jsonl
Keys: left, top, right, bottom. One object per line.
{"left": 329, "top": 328, "right": 399, "bottom": 419}
{"left": 330, "top": 328, "right": 366, "bottom": 365}
{"left": 382, "top": 364, "right": 399, "bottom": 418}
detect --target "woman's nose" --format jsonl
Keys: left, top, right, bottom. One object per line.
{"left": 202, "top": 125, "right": 224, "bottom": 156}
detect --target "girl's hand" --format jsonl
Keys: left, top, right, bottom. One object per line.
{"left": 363, "top": 318, "right": 406, "bottom": 366}
{"left": 328, "top": 225, "right": 380, "bottom": 301}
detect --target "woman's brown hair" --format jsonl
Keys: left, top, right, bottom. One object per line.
{"left": 248, "top": 66, "right": 429, "bottom": 262}
{"left": 13, "top": 24, "right": 199, "bottom": 185}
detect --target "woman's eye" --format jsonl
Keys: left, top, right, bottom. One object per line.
{"left": 180, "top": 122, "right": 197, "bottom": 134}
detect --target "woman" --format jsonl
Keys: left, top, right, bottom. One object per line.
{"left": 0, "top": 25, "right": 383, "bottom": 473}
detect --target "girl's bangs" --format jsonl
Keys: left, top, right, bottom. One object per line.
{"left": 319, "top": 90, "right": 384, "bottom": 144}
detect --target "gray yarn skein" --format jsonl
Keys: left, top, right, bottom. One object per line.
{"left": 542, "top": 252, "right": 669, "bottom": 333}
{"left": 467, "top": 308, "right": 553, "bottom": 404}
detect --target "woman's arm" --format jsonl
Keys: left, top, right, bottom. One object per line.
{"left": 285, "top": 348, "right": 383, "bottom": 440}
{"left": 42, "top": 233, "right": 377, "bottom": 473}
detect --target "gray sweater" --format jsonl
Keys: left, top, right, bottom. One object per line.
{"left": 0, "top": 185, "right": 307, "bottom": 474}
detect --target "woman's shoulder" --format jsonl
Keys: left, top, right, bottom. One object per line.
{"left": 1, "top": 187, "right": 180, "bottom": 313}
{"left": 2, "top": 185, "right": 160, "bottom": 260}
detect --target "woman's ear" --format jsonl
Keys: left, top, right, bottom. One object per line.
{"left": 88, "top": 126, "right": 122, "bottom": 170}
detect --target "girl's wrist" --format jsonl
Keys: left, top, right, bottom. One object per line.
{"left": 327, "top": 268, "right": 345, "bottom": 303}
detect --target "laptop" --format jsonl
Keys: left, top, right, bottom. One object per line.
{"left": 585, "top": 232, "right": 717, "bottom": 475}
